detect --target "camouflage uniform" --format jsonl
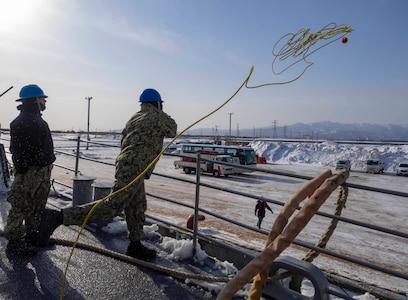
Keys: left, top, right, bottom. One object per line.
{"left": 5, "top": 100, "right": 55, "bottom": 243}
{"left": 63, "top": 103, "right": 177, "bottom": 242}
{"left": 5, "top": 166, "right": 53, "bottom": 240}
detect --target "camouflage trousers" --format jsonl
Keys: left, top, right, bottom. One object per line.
{"left": 63, "top": 176, "right": 147, "bottom": 242}
{"left": 4, "top": 165, "right": 53, "bottom": 241}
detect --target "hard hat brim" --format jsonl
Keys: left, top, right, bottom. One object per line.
{"left": 16, "top": 95, "right": 48, "bottom": 102}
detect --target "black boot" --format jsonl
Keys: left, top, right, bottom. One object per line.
{"left": 126, "top": 241, "right": 157, "bottom": 260}
{"left": 6, "top": 239, "right": 38, "bottom": 256}
{"left": 37, "top": 208, "right": 63, "bottom": 247}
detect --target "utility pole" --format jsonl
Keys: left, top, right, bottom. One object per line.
{"left": 214, "top": 125, "right": 220, "bottom": 142}
{"left": 228, "top": 112, "right": 234, "bottom": 142}
{"left": 272, "top": 120, "right": 278, "bottom": 138}
{"left": 85, "top": 97, "right": 92, "bottom": 150}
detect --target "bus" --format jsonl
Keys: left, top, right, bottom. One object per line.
{"left": 178, "top": 143, "right": 257, "bottom": 174}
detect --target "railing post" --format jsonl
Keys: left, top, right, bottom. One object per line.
{"left": 74, "top": 135, "right": 80, "bottom": 176}
{"left": 192, "top": 153, "right": 201, "bottom": 256}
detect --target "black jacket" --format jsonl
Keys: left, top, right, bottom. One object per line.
{"left": 255, "top": 200, "right": 272, "bottom": 218}
{"left": 10, "top": 102, "right": 55, "bottom": 174}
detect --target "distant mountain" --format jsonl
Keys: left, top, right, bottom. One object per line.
{"left": 185, "top": 121, "right": 408, "bottom": 141}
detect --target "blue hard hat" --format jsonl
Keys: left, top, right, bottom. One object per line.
{"left": 139, "top": 88, "right": 162, "bottom": 102}
{"left": 16, "top": 84, "right": 48, "bottom": 101}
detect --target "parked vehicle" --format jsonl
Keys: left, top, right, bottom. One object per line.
{"left": 396, "top": 162, "right": 408, "bottom": 176}
{"left": 365, "top": 159, "right": 385, "bottom": 174}
{"left": 174, "top": 150, "right": 234, "bottom": 177}
{"left": 336, "top": 159, "right": 351, "bottom": 171}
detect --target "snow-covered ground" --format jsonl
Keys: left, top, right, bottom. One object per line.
{"left": 1, "top": 134, "right": 407, "bottom": 299}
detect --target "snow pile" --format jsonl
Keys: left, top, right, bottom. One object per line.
{"left": 161, "top": 236, "right": 208, "bottom": 262}
{"left": 250, "top": 140, "right": 408, "bottom": 171}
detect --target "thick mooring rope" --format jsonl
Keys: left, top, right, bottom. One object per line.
{"left": 303, "top": 184, "right": 349, "bottom": 263}
{"left": 218, "top": 170, "right": 350, "bottom": 300}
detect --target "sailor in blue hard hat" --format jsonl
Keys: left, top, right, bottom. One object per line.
{"left": 5, "top": 84, "right": 55, "bottom": 256}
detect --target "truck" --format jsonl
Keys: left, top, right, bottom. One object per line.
{"left": 174, "top": 150, "right": 234, "bottom": 177}
{"left": 336, "top": 159, "right": 351, "bottom": 171}
{"left": 365, "top": 159, "right": 385, "bottom": 174}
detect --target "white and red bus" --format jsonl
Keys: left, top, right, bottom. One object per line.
{"left": 178, "top": 143, "right": 257, "bottom": 174}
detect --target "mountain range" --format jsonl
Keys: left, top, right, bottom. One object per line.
{"left": 185, "top": 121, "right": 408, "bottom": 141}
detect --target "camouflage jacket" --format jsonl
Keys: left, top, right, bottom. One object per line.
{"left": 115, "top": 103, "right": 177, "bottom": 178}
{"left": 10, "top": 106, "right": 55, "bottom": 174}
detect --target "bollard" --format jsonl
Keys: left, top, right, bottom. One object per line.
{"left": 92, "top": 181, "right": 113, "bottom": 201}
{"left": 263, "top": 256, "right": 330, "bottom": 300}
{"left": 91, "top": 181, "right": 113, "bottom": 227}
{"left": 72, "top": 175, "right": 96, "bottom": 206}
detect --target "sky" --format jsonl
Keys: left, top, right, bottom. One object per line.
{"left": 1, "top": 0, "right": 408, "bottom": 133}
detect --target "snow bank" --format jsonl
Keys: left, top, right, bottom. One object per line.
{"left": 250, "top": 140, "right": 408, "bottom": 172}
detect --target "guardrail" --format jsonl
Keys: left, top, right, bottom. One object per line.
{"left": 1, "top": 134, "right": 407, "bottom": 299}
